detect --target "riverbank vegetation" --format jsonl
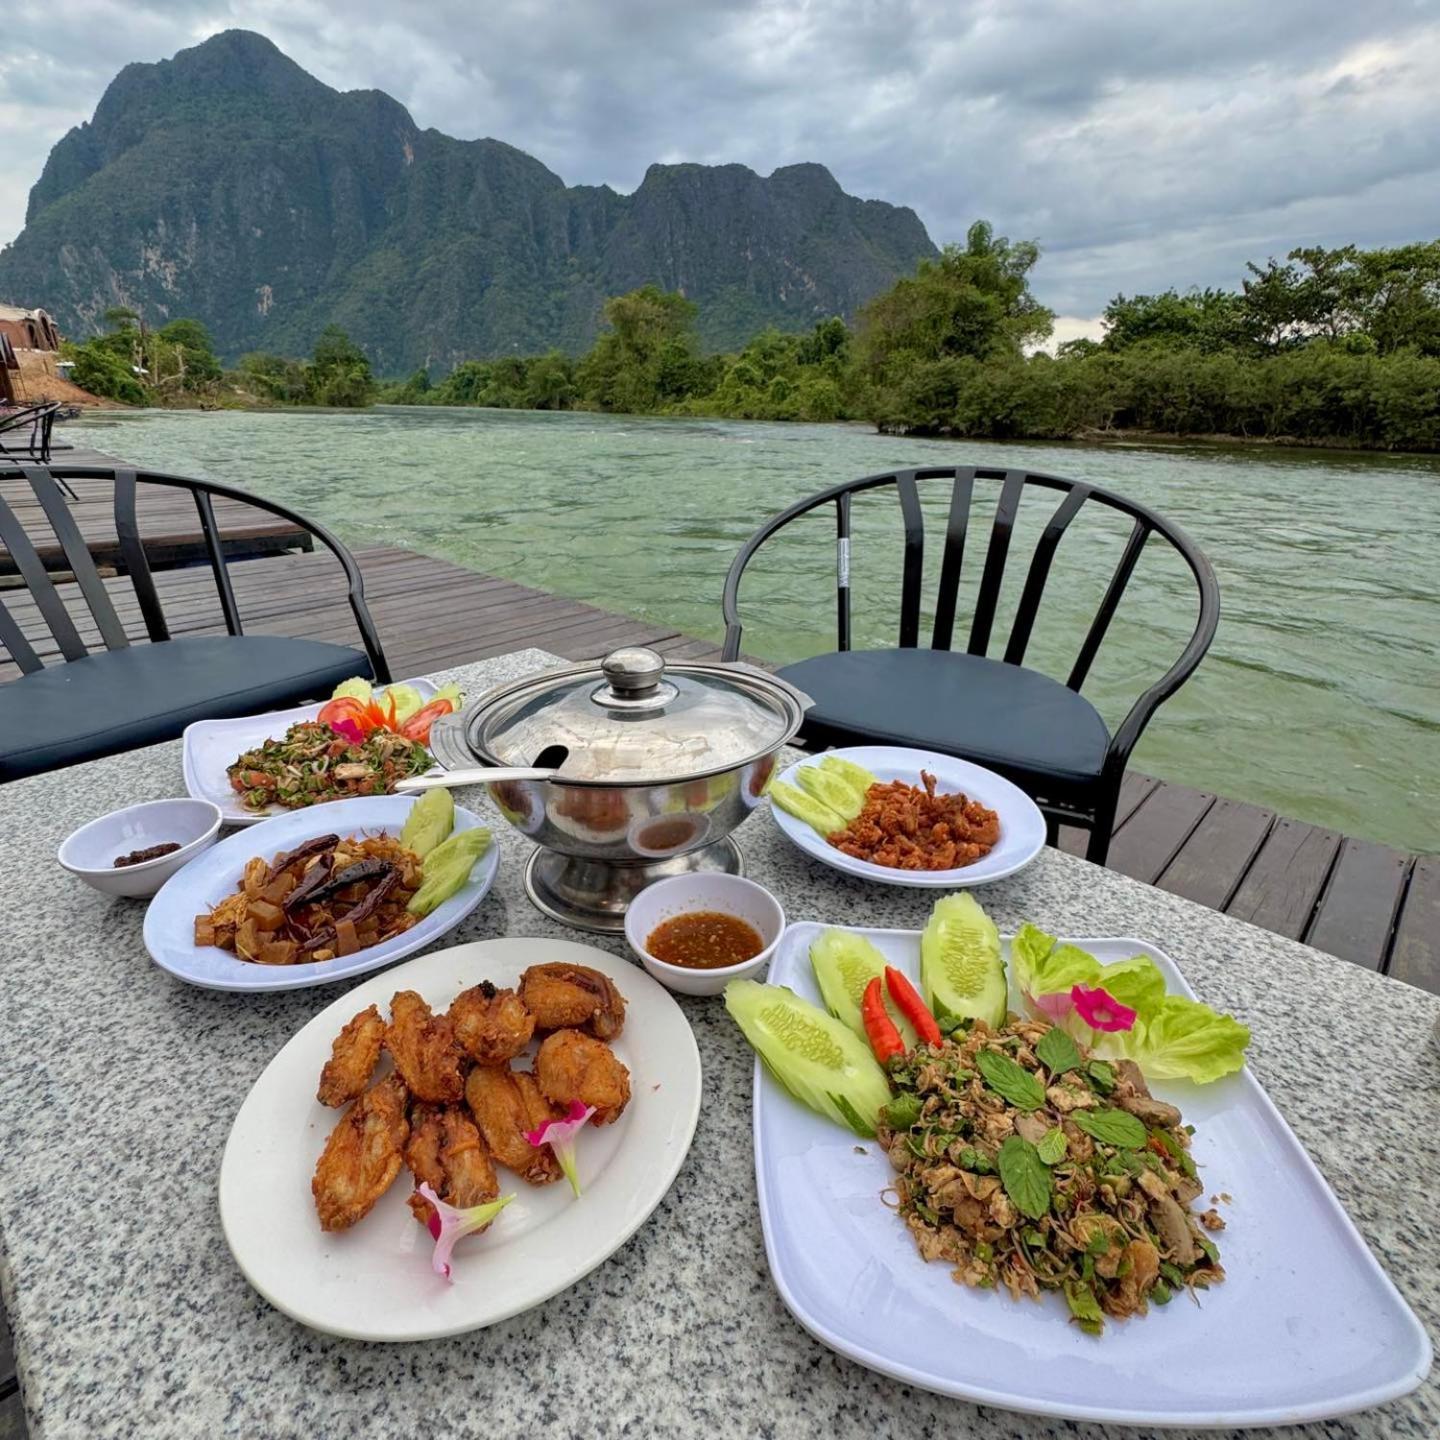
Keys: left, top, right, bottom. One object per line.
{"left": 63, "top": 316, "right": 377, "bottom": 409}
{"left": 378, "top": 228, "right": 1440, "bottom": 451}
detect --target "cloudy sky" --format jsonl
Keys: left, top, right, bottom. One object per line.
{"left": 3, "top": 0, "right": 1439, "bottom": 335}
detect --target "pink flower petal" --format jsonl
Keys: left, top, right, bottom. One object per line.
{"left": 523, "top": 1101, "right": 595, "bottom": 1197}
{"left": 1032, "top": 989, "right": 1074, "bottom": 1024}
{"left": 417, "top": 1182, "right": 513, "bottom": 1282}
{"left": 328, "top": 717, "right": 365, "bottom": 745}
{"left": 1070, "top": 984, "right": 1138, "bottom": 1033}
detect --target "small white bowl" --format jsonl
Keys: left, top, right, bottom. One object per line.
{"left": 624, "top": 872, "right": 785, "bottom": 996}
{"left": 59, "top": 798, "right": 223, "bottom": 899}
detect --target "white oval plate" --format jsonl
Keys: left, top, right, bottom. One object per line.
{"left": 754, "top": 922, "right": 1432, "bottom": 1426}
{"left": 769, "top": 745, "right": 1046, "bottom": 887}
{"left": 181, "top": 678, "right": 438, "bottom": 826}
{"left": 144, "top": 796, "right": 497, "bottom": 991}
{"left": 219, "top": 938, "right": 702, "bottom": 1340}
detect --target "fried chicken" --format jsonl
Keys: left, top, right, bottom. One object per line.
{"left": 312, "top": 1074, "right": 410, "bottom": 1231}
{"left": 404, "top": 1103, "right": 499, "bottom": 1223}
{"left": 535, "top": 1028, "right": 631, "bottom": 1125}
{"left": 519, "top": 963, "right": 626, "bottom": 1040}
{"left": 464, "top": 1065, "right": 561, "bottom": 1185}
{"left": 449, "top": 981, "right": 536, "bottom": 1065}
{"left": 385, "top": 989, "right": 465, "bottom": 1103}
{"left": 316, "top": 1003, "right": 387, "bottom": 1107}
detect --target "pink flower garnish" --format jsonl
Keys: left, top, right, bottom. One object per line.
{"left": 417, "top": 1183, "right": 513, "bottom": 1282}
{"left": 1032, "top": 989, "right": 1074, "bottom": 1024}
{"left": 524, "top": 1100, "right": 596, "bottom": 1197}
{"left": 1070, "top": 984, "right": 1138, "bottom": 1033}
{"left": 329, "top": 717, "right": 366, "bottom": 745}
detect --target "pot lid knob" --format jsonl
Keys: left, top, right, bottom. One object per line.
{"left": 597, "top": 646, "right": 675, "bottom": 710}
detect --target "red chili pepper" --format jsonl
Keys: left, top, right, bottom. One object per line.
{"left": 861, "top": 977, "right": 905, "bottom": 1064}
{"left": 884, "top": 966, "right": 942, "bottom": 1048}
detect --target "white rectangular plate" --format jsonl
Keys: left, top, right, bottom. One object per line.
{"left": 182, "top": 678, "right": 437, "bottom": 825}
{"left": 754, "top": 921, "right": 1431, "bottom": 1428}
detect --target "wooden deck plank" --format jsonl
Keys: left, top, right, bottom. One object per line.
{"left": 1387, "top": 855, "right": 1440, "bottom": 996}
{"left": 1303, "top": 839, "right": 1411, "bottom": 972}
{"left": 1056, "top": 772, "right": 1159, "bottom": 857}
{"left": 1156, "top": 797, "right": 1276, "bottom": 910}
{"left": 1223, "top": 817, "right": 1342, "bottom": 941}
{"left": 1104, "top": 782, "right": 1215, "bottom": 885}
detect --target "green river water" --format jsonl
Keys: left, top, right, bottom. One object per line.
{"left": 70, "top": 407, "right": 1440, "bottom": 853}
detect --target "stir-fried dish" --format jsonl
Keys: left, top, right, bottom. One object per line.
{"left": 228, "top": 721, "right": 431, "bottom": 812}
{"left": 829, "top": 772, "right": 1000, "bottom": 871}
{"left": 878, "top": 1015, "right": 1225, "bottom": 1334}
{"left": 195, "top": 833, "right": 422, "bottom": 964}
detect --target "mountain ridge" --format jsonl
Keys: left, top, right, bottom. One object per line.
{"left": 0, "top": 30, "right": 938, "bottom": 370}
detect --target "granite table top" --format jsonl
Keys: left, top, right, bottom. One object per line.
{"left": 0, "top": 647, "right": 1435, "bottom": 1440}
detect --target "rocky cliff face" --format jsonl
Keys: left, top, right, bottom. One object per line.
{"left": 0, "top": 30, "right": 937, "bottom": 371}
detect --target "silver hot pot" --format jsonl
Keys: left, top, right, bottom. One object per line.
{"left": 398, "top": 646, "right": 811, "bottom": 932}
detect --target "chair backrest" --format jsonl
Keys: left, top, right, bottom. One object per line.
{"left": 0, "top": 403, "right": 59, "bottom": 461}
{"left": 721, "top": 465, "right": 1218, "bottom": 699}
{"left": 0, "top": 463, "right": 389, "bottom": 681}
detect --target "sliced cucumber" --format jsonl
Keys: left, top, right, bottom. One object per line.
{"left": 400, "top": 787, "right": 454, "bottom": 858}
{"left": 795, "top": 764, "right": 866, "bottom": 820}
{"left": 724, "top": 979, "right": 893, "bottom": 1137}
{"left": 407, "top": 827, "right": 491, "bottom": 916}
{"left": 819, "top": 755, "right": 879, "bottom": 796}
{"left": 921, "top": 892, "right": 1008, "bottom": 1030}
{"left": 809, "top": 928, "right": 917, "bottom": 1049}
{"left": 769, "top": 780, "right": 846, "bottom": 836}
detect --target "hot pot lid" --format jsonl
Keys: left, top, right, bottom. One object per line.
{"left": 455, "top": 646, "right": 807, "bottom": 783}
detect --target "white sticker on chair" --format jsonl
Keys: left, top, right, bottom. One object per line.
{"left": 837, "top": 536, "right": 851, "bottom": 588}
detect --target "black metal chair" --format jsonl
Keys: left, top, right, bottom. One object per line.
{"left": 721, "top": 465, "right": 1219, "bottom": 864}
{"left": 0, "top": 463, "right": 392, "bottom": 782}
{"left": 0, "top": 402, "right": 60, "bottom": 467}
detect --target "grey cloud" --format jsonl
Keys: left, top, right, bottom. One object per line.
{"left": 2, "top": 0, "right": 1439, "bottom": 319}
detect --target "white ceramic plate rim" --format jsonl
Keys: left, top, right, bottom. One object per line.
{"left": 142, "top": 796, "right": 498, "bottom": 992}
{"left": 219, "top": 937, "right": 702, "bottom": 1340}
{"left": 753, "top": 921, "right": 1432, "bottom": 1428}
{"left": 181, "top": 677, "right": 438, "bottom": 825}
{"left": 769, "top": 745, "right": 1047, "bottom": 887}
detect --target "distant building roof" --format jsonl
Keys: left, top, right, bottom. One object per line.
{"left": 0, "top": 304, "right": 54, "bottom": 323}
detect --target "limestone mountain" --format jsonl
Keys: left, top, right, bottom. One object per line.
{"left": 0, "top": 30, "right": 937, "bottom": 372}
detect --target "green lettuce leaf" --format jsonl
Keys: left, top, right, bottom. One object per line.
{"left": 1034, "top": 943, "right": 1102, "bottom": 994}
{"left": 1009, "top": 922, "right": 1055, "bottom": 998}
{"left": 1110, "top": 995, "right": 1251, "bottom": 1083}
{"left": 1089, "top": 955, "right": 1167, "bottom": 1022}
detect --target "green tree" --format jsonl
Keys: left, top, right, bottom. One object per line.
{"left": 305, "top": 325, "right": 376, "bottom": 407}
{"left": 577, "top": 286, "right": 703, "bottom": 413}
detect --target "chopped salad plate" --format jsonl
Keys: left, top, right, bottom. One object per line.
{"left": 181, "top": 677, "right": 439, "bottom": 825}
{"left": 752, "top": 920, "right": 1431, "bottom": 1428}
{"left": 144, "top": 796, "right": 498, "bottom": 992}
{"left": 220, "top": 938, "right": 702, "bottom": 1340}
{"left": 769, "top": 746, "right": 1046, "bottom": 888}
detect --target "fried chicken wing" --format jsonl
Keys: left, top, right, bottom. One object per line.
{"left": 404, "top": 1103, "right": 500, "bottom": 1223}
{"left": 386, "top": 989, "right": 465, "bottom": 1103}
{"left": 512, "top": 1067, "right": 562, "bottom": 1131}
{"left": 317, "top": 1003, "right": 387, "bottom": 1107}
{"left": 449, "top": 981, "right": 536, "bottom": 1065}
{"left": 519, "top": 963, "right": 626, "bottom": 1040}
{"left": 464, "top": 1065, "right": 561, "bottom": 1185}
{"left": 312, "top": 1074, "right": 410, "bottom": 1231}
{"left": 535, "top": 1029, "right": 631, "bottom": 1125}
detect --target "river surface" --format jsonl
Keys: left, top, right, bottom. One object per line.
{"left": 70, "top": 407, "right": 1440, "bottom": 853}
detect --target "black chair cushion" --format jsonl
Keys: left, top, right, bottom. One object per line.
{"left": 0, "top": 636, "right": 371, "bottom": 781}
{"left": 778, "top": 648, "right": 1111, "bottom": 787}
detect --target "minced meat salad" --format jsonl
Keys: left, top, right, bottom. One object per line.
{"left": 228, "top": 722, "right": 432, "bottom": 811}
{"left": 878, "top": 1016, "right": 1225, "bottom": 1334}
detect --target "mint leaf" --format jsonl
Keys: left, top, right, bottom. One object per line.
{"left": 1073, "top": 1107, "right": 1147, "bottom": 1149}
{"left": 976, "top": 1049, "right": 1046, "bottom": 1111}
{"left": 1063, "top": 1280, "right": 1105, "bottom": 1334}
{"left": 1036, "top": 1027, "right": 1082, "bottom": 1076}
{"left": 1085, "top": 1059, "right": 1117, "bottom": 1094}
{"left": 881, "top": 1092, "right": 923, "bottom": 1130}
{"left": 997, "top": 1136, "right": 1052, "bottom": 1220}
{"left": 1036, "top": 1126, "right": 1068, "bottom": 1165}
